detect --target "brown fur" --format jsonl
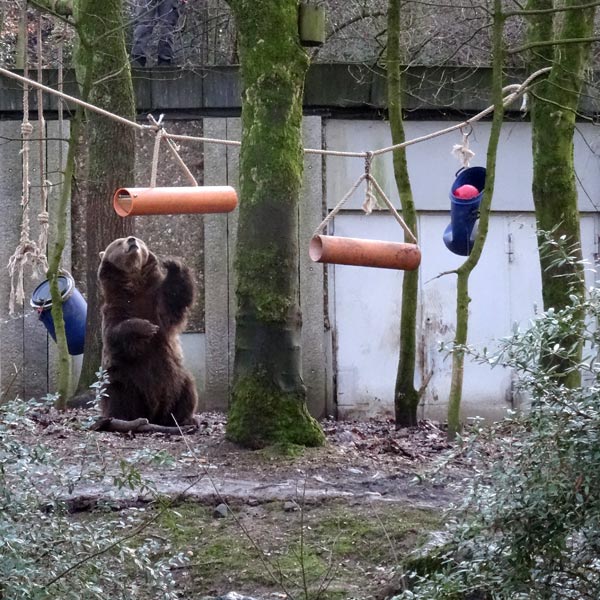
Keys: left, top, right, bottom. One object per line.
{"left": 98, "top": 236, "right": 198, "bottom": 426}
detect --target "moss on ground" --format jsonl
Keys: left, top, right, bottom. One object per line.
{"left": 149, "top": 500, "right": 441, "bottom": 599}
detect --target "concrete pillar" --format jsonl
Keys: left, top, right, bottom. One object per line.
{"left": 203, "top": 118, "right": 240, "bottom": 411}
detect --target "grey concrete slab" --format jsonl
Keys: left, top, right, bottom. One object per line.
{"left": 22, "top": 118, "right": 50, "bottom": 400}
{"left": 203, "top": 118, "right": 235, "bottom": 412}
{"left": 299, "top": 117, "right": 330, "bottom": 418}
{"left": 0, "top": 121, "right": 26, "bottom": 400}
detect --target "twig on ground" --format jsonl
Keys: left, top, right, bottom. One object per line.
{"left": 91, "top": 416, "right": 199, "bottom": 435}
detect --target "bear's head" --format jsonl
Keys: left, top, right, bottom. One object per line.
{"left": 99, "top": 237, "right": 155, "bottom": 276}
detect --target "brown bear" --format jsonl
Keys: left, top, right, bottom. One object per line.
{"left": 98, "top": 236, "right": 198, "bottom": 426}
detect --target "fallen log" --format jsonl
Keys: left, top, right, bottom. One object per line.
{"left": 91, "top": 416, "right": 199, "bottom": 435}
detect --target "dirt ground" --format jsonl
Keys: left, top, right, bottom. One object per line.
{"left": 13, "top": 407, "right": 470, "bottom": 599}
{"left": 24, "top": 408, "right": 465, "bottom": 509}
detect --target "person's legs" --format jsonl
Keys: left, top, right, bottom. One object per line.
{"left": 156, "top": 0, "right": 181, "bottom": 64}
{"left": 131, "top": 0, "right": 159, "bottom": 66}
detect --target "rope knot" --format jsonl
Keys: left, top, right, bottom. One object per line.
{"left": 37, "top": 211, "right": 49, "bottom": 225}
{"left": 148, "top": 114, "right": 166, "bottom": 188}
{"left": 451, "top": 125, "right": 475, "bottom": 168}
{"left": 362, "top": 152, "right": 377, "bottom": 214}
{"left": 364, "top": 151, "right": 373, "bottom": 176}
{"left": 21, "top": 122, "right": 34, "bottom": 136}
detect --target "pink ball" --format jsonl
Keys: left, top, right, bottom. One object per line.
{"left": 454, "top": 184, "right": 480, "bottom": 199}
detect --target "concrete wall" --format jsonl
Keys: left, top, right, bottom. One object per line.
{"left": 325, "top": 120, "right": 600, "bottom": 421}
{"left": 0, "top": 119, "right": 72, "bottom": 402}
{"left": 2, "top": 110, "right": 599, "bottom": 423}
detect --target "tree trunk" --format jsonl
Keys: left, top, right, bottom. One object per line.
{"left": 225, "top": 0, "right": 324, "bottom": 449}
{"left": 15, "top": 3, "right": 27, "bottom": 69}
{"left": 74, "top": 0, "right": 136, "bottom": 393}
{"left": 47, "top": 99, "right": 87, "bottom": 408}
{"left": 447, "top": 0, "right": 505, "bottom": 439}
{"left": 387, "top": 0, "right": 421, "bottom": 427}
{"left": 527, "top": 0, "right": 594, "bottom": 386}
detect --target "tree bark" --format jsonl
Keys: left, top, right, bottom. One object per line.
{"left": 387, "top": 0, "right": 421, "bottom": 427}
{"left": 74, "top": 0, "right": 136, "bottom": 393}
{"left": 447, "top": 0, "right": 505, "bottom": 440}
{"left": 225, "top": 0, "right": 324, "bottom": 449}
{"left": 527, "top": 0, "right": 595, "bottom": 386}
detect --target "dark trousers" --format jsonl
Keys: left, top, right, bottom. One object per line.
{"left": 132, "top": 0, "right": 180, "bottom": 62}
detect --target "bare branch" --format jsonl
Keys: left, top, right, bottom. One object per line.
{"left": 28, "top": 0, "right": 74, "bottom": 23}
{"left": 504, "top": 0, "right": 600, "bottom": 18}
{"left": 508, "top": 36, "right": 600, "bottom": 55}
{"left": 91, "top": 417, "right": 200, "bottom": 435}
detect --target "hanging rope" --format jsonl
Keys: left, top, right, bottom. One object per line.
{"left": 451, "top": 125, "right": 475, "bottom": 169}
{"left": 149, "top": 113, "right": 164, "bottom": 187}
{"left": 36, "top": 14, "right": 49, "bottom": 262}
{"left": 313, "top": 154, "right": 418, "bottom": 244}
{"left": 148, "top": 113, "right": 198, "bottom": 186}
{"left": 0, "top": 61, "right": 552, "bottom": 309}
{"left": 0, "top": 65, "right": 552, "bottom": 162}
{"left": 362, "top": 152, "right": 377, "bottom": 214}
{"left": 7, "top": 6, "right": 49, "bottom": 314}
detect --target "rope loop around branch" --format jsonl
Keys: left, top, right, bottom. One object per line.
{"left": 147, "top": 114, "right": 167, "bottom": 187}
{"left": 362, "top": 151, "right": 377, "bottom": 214}
{"left": 452, "top": 125, "right": 476, "bottom": 169}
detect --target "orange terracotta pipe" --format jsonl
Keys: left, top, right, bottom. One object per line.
{"left": 309, "top": 235, "right": 421, "bottom": 271}
{"left": 113, "top": 186, "right": 238, "bottom": 217}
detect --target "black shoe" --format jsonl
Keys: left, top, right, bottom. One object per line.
{"left": 132, "top": 54, "right": 146, "bottom": 67}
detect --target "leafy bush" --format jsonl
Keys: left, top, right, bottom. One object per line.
{"left": 395, "top": 238, "right": 600, "bottom": 599}
{"left": 0, "top": 395, "right": 188, "bottom": 599}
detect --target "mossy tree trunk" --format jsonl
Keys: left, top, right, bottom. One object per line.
{"left": 225, "top": 0, "right": 324, "bottom": 449}
{"left": 527, "top": 0, "right": 594, "bottom": 386}
{"left": 447, "top": 0, "right": 505, "bottom": 440}
{"left": 387, "top": 0, "right": 421, "bottom": 427}
{"left": 47, "top": 93, "right": 90, "bottom": 408}
{"left": 74, "top": 0, "right": 136, "bottom": 393}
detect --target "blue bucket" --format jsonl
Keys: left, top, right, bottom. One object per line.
{"left": 30, "top": 273, "right": 87, "bottom": 356}
{"left": 443, "top": 166, "right": 486, "bottom": 256}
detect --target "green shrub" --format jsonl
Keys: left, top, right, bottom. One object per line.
{"left": 396, "top": 237, "right": 600, "bottom": 599}
{"left": 0, "top": 396, "right": 187, "bottom": 599}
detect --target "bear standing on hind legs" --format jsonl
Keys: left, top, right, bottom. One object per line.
{"left": 98, "top": 236, "right": 198, "bottom": 426}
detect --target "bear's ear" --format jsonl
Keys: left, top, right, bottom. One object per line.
{"left": 99, "top": 251, "right": 105, "bottom": 260}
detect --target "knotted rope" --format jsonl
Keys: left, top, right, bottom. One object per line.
{"left": 148, "top": 114, "right": 198, "bottom": 186}
{"left": 451, "top": 125, "right": 475, "bottom": 169}
{"left": 362, "top": 152, "right": 377, "bottom": 214}
{"left": 313, "top": 153, "right": 418, "bottom": 244}
{"left": 149, "top": 113, "right": 165, "bottom": 187}
{"left": 36, "top": 15, "right": 50, "bottom": 260}
{"left": 8, "top": 9, "right": 49, "bottom": 314}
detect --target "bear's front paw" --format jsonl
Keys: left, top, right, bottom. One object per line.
{"left": 163, "top": 258, "right": 184, "bottom": 276}
{"left": 127, "top": 317, "right": 159, "bottom": 338}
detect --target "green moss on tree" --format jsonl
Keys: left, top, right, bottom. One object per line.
{"left": 73, "top": 0, "right": 136, "bottom": 393}
{"left": 527, "top": 0, "right": 594, "bottom": 386}
{"left": 447, "top": 0, "right": 505, "bottom": 440}
{"left": 227, "top": 372, "right": 325, "bottom": 449}
{"left": 226, "top": 0, "right": 324, "bottom": 448}
{"left": 236, "top": 244, "right": 293, "bottom": 322}
{"left": 387, "top": 0, "right": 421, "bottom": 427}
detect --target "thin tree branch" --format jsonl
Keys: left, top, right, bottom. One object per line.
{"left": 508, "top": 36, "right": 600, "bottom": 54}
{"left": 28, "top": 0, "right": 74, "bottom": 24}
{"left": 504, "top": 0, "right": 600, "bottom": 18}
